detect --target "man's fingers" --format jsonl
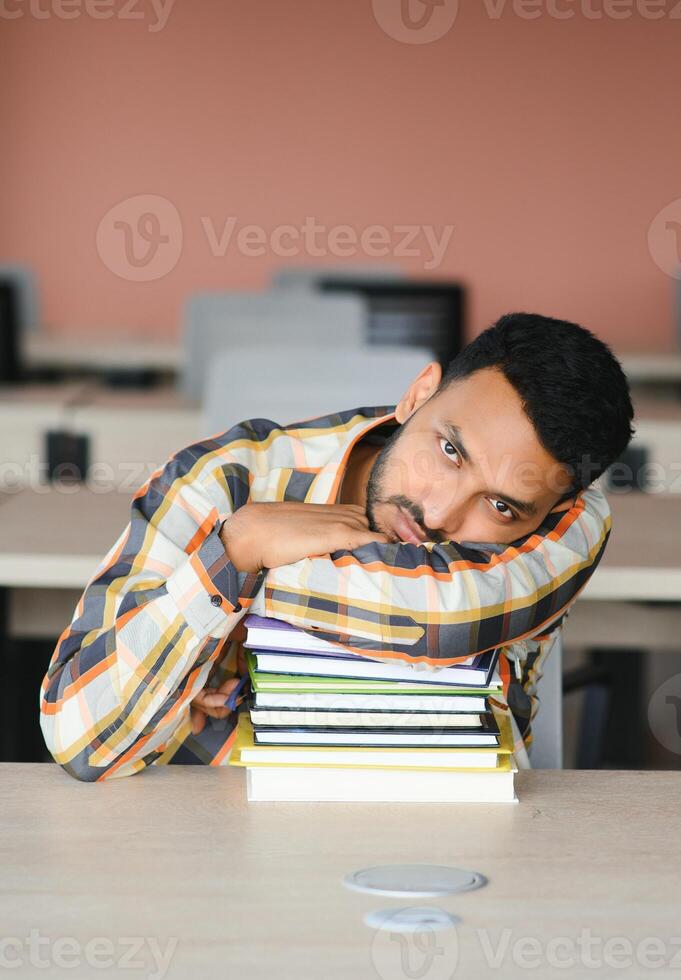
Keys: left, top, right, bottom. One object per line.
{"left": 191, "top": 702, "right": 234, "bottom": 728}
{"left": 190, "top": 706, "right": 206, "bottom": 735}
{"left": 202, "top": 706, "right": 233, "bottom": 720}
{"left": 195, "top": 677, "right": 242, "bottom": 709}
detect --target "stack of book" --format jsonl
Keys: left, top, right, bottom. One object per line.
{"left": 229, "top": 615, "right": 517, "bottom": 803}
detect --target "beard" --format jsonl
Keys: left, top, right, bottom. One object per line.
{"left": 365, "top": 417, "right": 438, "bottom": 542}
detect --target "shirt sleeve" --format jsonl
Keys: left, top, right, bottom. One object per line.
{"left": 251, "top": 485, "right": 611, "bottom": 669}
{"left": 39, "top": 435, "right": 266, "bottom": 782}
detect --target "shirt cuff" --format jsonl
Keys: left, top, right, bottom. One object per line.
{"left": 166, "top": 521, "right": 266, "bottom": 639}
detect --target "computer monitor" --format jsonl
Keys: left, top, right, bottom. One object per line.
{"left": 0, "top": 279, "right": 22, "bottom": 384}
{"left": 317, "top": 278, "right": 465, "bottom": 368}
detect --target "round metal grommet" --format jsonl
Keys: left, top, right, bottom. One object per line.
{"left": 343, "top": 864, "right": 488, "bottom": 898}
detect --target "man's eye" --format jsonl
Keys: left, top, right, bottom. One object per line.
{"left": 488, "top": 498, "right": 515, "bottom": 521}
{"left": 439, "top": 438, "right": 461, "bottom": 464}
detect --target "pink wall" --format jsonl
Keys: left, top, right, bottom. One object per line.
{"left": 2, "top": 0, "right": 680, "bottom": 351}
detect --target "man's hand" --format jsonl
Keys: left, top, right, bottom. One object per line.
{"left": 190, "top": 631, "right": 248, "bottom": 736}
{"left": 190, "top": 675, "right": 245, "bottom": 735}
{"left": 220, "top": 501, "right": 389, "bottom": 573}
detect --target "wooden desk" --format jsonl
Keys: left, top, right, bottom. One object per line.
{"left": 1, "top": 764, "right": 679, "bottom": 979}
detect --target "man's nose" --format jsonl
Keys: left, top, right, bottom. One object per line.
{"left": 421, "top": 483, "right": 467, "bottom": 537}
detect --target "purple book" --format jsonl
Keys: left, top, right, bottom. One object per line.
{"left": 244, "top": 614, "right": 366, "bottom": 660}
{"left": 243, "top": 614, "right": 478, "bottom": 667}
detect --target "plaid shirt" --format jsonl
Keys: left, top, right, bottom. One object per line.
{"left": 40, "top": 406, "right": 611, "bottom": 780}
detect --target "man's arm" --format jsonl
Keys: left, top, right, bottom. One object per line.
{"left": 39, "top": 428, "right": 387, "bottom": 782}
{"left": 250, "top": 485, "right": 611, "bottom": 667}
{"left": 39, "top": 434, "right": 266, "bottom": 782}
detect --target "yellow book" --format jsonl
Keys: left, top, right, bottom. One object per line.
{"left": 229, "top": 713, "right": 515, "bottom": 773}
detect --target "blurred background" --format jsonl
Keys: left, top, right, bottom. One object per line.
{"left": 1, "top": 0, "right": 681, "bottom": 769}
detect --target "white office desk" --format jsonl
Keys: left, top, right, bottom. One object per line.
{"left": 0, "top": 486, "right": 676, "bottom": 593}
{"left": 69, "top": 388, "right": 200, "bottom": 490}
{"left": 0, "top": 384, "right": 93, "bottom": 478}
{"left": 620, "top": 351, "right": 681, "bottom": 384}
{"left": 581, "top": 493, "right": 681, "bottom": 602}
{"left": 1, "top": 764, "right": 679, "bottom": 980}
{"left": 24, "top": 331, "right": 182, "bottom": 373}
{"left": 0, "top": 385, "right": 200, "bottom": 493}
{"left": 1, "top": 487, "right": 679, "bottom": 639}
{"left": 0, "top": 487, "right": 131, "bottom": 589}
{"left": 23, "top": 336, "right": 681, "bottom": 384}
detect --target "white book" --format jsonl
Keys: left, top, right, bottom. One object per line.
{"left": 239, "top": 746, "right": 501, "bottom": 768}
{"left": 249, "top": 708, "right": 485, "bottom": 728}
{"left": 252, "top": 692, "right": 490, "bottom": 712}
{"left": 245, "top": 765, "right": 517, "bottom": 803}
{"left": 253, "top": 729, "right": 499, "bottom": 747}
{"left": 252, "top": 651, "right": 495, "bottom": 687}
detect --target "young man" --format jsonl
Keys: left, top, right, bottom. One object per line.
{"left": 40, "top": 313, "right": 634, "bottom": 780}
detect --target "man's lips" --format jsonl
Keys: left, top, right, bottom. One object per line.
{"left": 391, "top": 505, "right": 427, "bottom": 545}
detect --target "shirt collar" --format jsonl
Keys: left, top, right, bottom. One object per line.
{"left": 307, "top": 408, "right": 398, "bottom": 505}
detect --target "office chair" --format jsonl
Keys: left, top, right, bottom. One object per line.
{"left": 202, "top": 344, "right": 436, "bottom": 434}
{"left": 181, "top": 291, "right": 369, "bottom": 402}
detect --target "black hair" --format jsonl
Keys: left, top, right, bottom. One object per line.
{"left": 438, "top": 312, "right": 635, "bottom": 492}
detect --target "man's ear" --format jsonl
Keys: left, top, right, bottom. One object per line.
{"left": 395, "top": 361, "right": 442, "bottom": 424}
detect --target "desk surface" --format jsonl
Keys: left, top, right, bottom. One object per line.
{"left": 620, "top": 351, "right": 681, "bottom": 383}
{"left": 0, "top": 487, "right": 679, "bottom": 599}
{"left": 581, "top": 493, "right": 681, "bottom": 601}
{"left": 1, "top": 764, "right": 679, "bottom": 980}
{"left": 24, "top": 332, "right": 182, "bottom": 372}
{"left": 23, "top": 333, "right": 681, "bottom": 382}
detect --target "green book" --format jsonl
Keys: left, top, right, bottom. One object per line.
{"left": 246, "top": 651, "right": 502, "bottom": 696}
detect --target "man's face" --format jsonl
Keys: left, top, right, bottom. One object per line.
{"left": 365, "top": 366, "right": 574, "bottom": 546}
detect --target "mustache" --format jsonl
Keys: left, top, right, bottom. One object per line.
{"left": 387, "top": 494, "right": 445, "bottom": 544}
{"left": 390, "top": 494, "right": 425, "bottom": 529}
